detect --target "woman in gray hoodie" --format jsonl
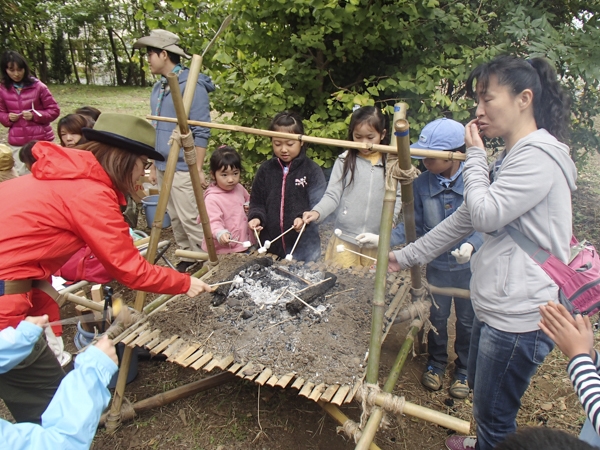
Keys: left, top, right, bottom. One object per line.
{"left": 389, "top": 55, "right": 576, "bottom": 450}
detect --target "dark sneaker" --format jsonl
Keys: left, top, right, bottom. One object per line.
{"left": 445, "top": 436, "right": 477, "bottom": 450}
{"left": 176, "top": 261, "right": 195, "bottom": 273}
{"left": 421, "top": 366, "right": 443, "bottom": 391}
{"left": 449, "top": 377, "right": 469, "bottom": 399}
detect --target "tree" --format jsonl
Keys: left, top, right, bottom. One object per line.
{"left": 49, "top": 29, "right": 72, "bottom": 84}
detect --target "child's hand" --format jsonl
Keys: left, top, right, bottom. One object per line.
{"left": 25, "top": 314, "right": 49, "bottom": 328}
{"left": 8, "top": 113, "right": 20, "bottom": 122}
{"left": 94, "top": 335, "right": 118, "bottom": 366}
{"left": 22, "top": 111, "right": 33, "bottom": 121}
{"left": 465, "top": 119, "right": 484, "bottom": 149}
{"left": 248, "top": 218, "right": 262, "bottom": 231}
{"left": 218, "top": 233, "right": 231, "bottom": 245}
{"left": 356, "top": 233, "right": 379, "bottom": 248}
{"left": 302, "top": 210, "right": 320, "bottom": 224}
{"left": 388, "top": 251, "right": 403, "bottom": 272}
{"left": 292, "top": 217, "right": 304, "bottom": 231}
{"left": 243, "top": 202, "right": 249, "bottom": 214}
{"left": 539, "top": 302, "right": 595, "bottom": 360}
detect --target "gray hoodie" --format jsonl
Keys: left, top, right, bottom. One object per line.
{"left": 313, "top": 151, "right": 402, "bottom": 243}
{"left": 393, "top": 129, "right": 577, "bottom": 332}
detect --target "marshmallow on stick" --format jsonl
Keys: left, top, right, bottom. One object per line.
{"left": 336, "top": 244, "right": 377, "bottom": 262}
{"left": 286, "top": 223, "right": 307, "bottom": 261}
{"left": 229, "top": 239, "right": 252, "bottom": 248}
{"left": 334, "top": 228, "right": 358, "bottom": 241}
{"left": 210, "top": 276, "right": 244, "bottom": 288}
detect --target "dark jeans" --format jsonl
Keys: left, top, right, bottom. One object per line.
{"left": 468, "top": 316, "right": 554, "bottom": 450}
{"left": 426, "top": 266, "right": 474, "bottom": 376}
{"left": 0, "top": 336, "right": 65, "bottom": 423}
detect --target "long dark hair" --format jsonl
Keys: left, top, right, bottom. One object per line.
{"left": 466, "top": 55, "right": 570, "bottom": 142}
{"left": 210, "top": 145, "right": 242, "bottom": 175}
{"left": 342, "top": 106, "right": 389, "bottom": 188}
{"left": 0, "top": 51, "right": 35, "bottom": 88}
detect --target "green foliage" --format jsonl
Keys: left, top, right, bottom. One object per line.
{"left": 48, "top": 29, "right": 72, "bottom": 84}
{"left": 138, "top": 0, "right": 599, "bottom": 180}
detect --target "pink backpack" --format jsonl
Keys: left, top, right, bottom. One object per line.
{"left": 56, "top": 246, "right": 113, "bottom": 284}
{"left": 507, "top": 227, "right": 600, "bottom": 316}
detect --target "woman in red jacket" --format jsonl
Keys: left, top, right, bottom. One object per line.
{"left": 0, "top": 112, "right": 213, "bottom": 424}
{"left": 0, "top": 50, "right": 60, "bottom": 175}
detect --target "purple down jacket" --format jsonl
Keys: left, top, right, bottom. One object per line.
{"left": 0, "top": 79, "right": 60, "bottom": 146}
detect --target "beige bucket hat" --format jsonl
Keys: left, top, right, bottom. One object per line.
{"left": 0, "top": 144, "right": 14, "bottom": 171}
{"left": 133, "top": 29, "right": 191, "bottom": 59}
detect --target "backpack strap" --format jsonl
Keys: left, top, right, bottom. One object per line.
{"left": 505, "top": 226, "right": 552, "bottom": 265}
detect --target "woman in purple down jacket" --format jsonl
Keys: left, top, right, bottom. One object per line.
{"left": 0, "top": 51, "right": 60, "bottom": 175}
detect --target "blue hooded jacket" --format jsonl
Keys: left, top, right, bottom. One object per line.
{"left": 150, "top": 68, "right": 215, "bottom": 171}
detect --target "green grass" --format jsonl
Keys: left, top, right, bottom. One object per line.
{"left": 0, "top": 84, "right": 153, "bottom": 145}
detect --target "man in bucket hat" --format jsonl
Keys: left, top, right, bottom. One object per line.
{"left": 133, "top": 30, "right": 215, "bottom": 273}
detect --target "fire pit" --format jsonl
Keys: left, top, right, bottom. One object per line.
{"left": 122, "top": 253, "right": 407, "bottom": 405}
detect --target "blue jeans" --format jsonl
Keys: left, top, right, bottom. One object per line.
{"left": 580, "top": 418, "right": 600, "bottom": 448}
{"left": 426, "top": 266, "right": 474, "bottom": 376}
{"left": 468, "top": 316, "right": 554, "bottom": 450}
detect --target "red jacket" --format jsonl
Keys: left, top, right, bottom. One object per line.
{"left": 0, "top": 142, "right": 191, "bottom": 329}
{"left": 0, "top": 79, "right": 60, "bottom": 146}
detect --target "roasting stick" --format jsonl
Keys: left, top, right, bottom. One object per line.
{"left": 229, "top": 238, "right": 251, "bottom": 248}
{"left": 253, "top": 228, "right": 262, "bottom": 248}
{"left": 209, "top": 276, "right": 244, "bottom": 288}
{"left": 296, "top": 277, "right": 333, "bottom": 294}
{"left": 285, "top": 223, "right": 306, "bottom": 261}
{"left": 336, "top": 244, "right": 377, "bottom": 262}
{"left": 258, "top": 225, "right": 295, "bottom": 254}
{"left": 287, "top": 291, "right": 321, "bottom": 315}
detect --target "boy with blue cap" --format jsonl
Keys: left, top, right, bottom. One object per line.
{"left": 357, "top": 118, "right": 482, "bottom": 398}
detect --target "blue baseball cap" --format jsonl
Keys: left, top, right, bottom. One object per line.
{"left": 410, "top": 118, "right": 465, "bottom": 159}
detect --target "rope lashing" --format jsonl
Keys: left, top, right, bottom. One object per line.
{"left": 336, "top": 419, "right": 363, "bottom": 443}
{"left": 358, "top": 382, "right": 380, "bottom": 429}
{"left": 168, "top": 128, "right": 197, "bottom": 165}
{"left": 385, "top": 156, "right": 420, "bottom": 191}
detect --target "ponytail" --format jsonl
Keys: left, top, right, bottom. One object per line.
{"left": 466, "top": 55, "right": 570, "bottom": 142}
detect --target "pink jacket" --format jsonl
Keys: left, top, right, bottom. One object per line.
{"left": 0, "top": 79, "right": 60, "bottom": 146}
{"left": 201, "top": 183, "right": 252, "bottom": 254}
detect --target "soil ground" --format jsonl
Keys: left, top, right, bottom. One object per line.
{"left": 67, "top": 152, "right": 599, "bottom": 449}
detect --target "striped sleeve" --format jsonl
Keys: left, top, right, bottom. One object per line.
{"left": 568, "top": 353, "right": 600, "bottom": 437}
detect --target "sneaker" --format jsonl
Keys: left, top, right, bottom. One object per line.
{"left": 176, "top": 261, "right": 195, "bottom": 273}
{"left": 445, "top": 435, "right": 477, "bottom": 450}
{"left": 421, "top": 366, "right": 443, "bottom": 391}
{"left": 449, "top": 376, "right": 469, "bottom": 399}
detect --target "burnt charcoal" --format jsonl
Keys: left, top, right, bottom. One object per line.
{"left": 211, "top": 257, "right": 274, "bottom": 306}
{"left": 242, "top": 310, "right": 253, "bottom": 320}
{"left": 286, "top": 272, "right": 337, "bottom": 315}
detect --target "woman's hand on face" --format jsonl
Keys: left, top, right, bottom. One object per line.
{"left": 248, "top": 218, "right": 262, "bottom": 231}
{"left": 22, "top": 111, "right": 33, "bottom": 121}
{"left": 539, "top": 302, "right": 595, "bottom": 360}
{"left": 186, "top": 277, "right": 214, "bottom": 297}
{"left": 94, "top": 335, "right": 118, "bottom": 366}
{"left": 465, "top": 119, "right": 484, "bottom": 149}
{"left": 8, "top": 113, "right": 20, "bottom": 122}
{"left": 302, "top": 210, "right": 320, "bottom": 224}
{"left": 25, "top": 314, "right": 49, "bottom": 328}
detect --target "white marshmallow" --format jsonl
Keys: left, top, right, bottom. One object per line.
{"left": 285, "top": 254, "right": 293, "bottom": 261}
{"left": 336, "top": 244, "right": 345, "bottom": 253}
{"left": 243, "top": 241, "right": 251, "bottom": 248}
{"left": 334, "top": 228, "right": 342, "bottom": 237}
{"left": 258, "top": 247, "right": 267, "bottom": 254}
{"left": 264, "top": 240, "right": 271, "bottom": 249}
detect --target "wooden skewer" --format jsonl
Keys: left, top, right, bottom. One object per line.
{"left": 253, "top": 228, "right": 262, "bottom": 248}
{"left": 269, "top": 225, "right": 295, "bottom": 245}
{"left": 336, "top": 245, "right": 377, "bottom": 262}
{"left": 287, "top": 291, "right": 321, "bottom": 315}
{"left": 325, "top": 288, "right": 355, "bottom": 299}
{"left": 209, "top": 277, "right": 243, "bottom": 288}
{"left": 296, "top": 277, "right": 333, "bottom": 294}
{"left": 286, "top": 223, "right": 306, "bottom": 260}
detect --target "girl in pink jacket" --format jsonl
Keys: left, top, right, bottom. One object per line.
{"left": 200, "top": 145, "right": 253, "bottom": 254}
{"left": 0, "top": 51, "right": 60, "bottom": 175}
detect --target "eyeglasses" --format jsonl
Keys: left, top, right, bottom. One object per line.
{"left": 143, "top": 160, "right": 153, "bottom": 170}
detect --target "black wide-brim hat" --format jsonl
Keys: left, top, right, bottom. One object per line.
{"left": 82, "top": 113, "right": 164, "bottom": 161}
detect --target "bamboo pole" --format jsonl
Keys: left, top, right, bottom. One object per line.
{"left": 99, "top": 372, "right": 235, "bottom": 426}
{"left": 105, "top": 55, "right": 206, "bottom": 434}
{"left": 147, "top": 115, "right": 466, "bottom": 161}
{"left": 365, "top": 102, "right": 408, "bottom": 384}
{"left": 318, "top": 401, "right": 382, "bottom": 450}
{"left": 356, "top": 323, "right": 424, "bottom": 449}
{"left": 429, "top": 285, "right": 471, "bottom": 299}
{"left": 167, "top": 71, "right": 218, "bottom": 263}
